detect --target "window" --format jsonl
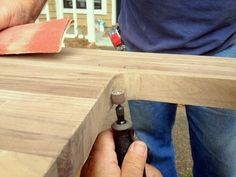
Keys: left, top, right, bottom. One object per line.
{"left": 63, "top": 0, "right": 104, "bottom": 11}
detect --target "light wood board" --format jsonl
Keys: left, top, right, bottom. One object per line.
{"left": 0, "top": 48, "right": 236, "bottom": 177}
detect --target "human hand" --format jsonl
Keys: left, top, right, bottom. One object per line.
{"left": 0, "top": 0, "right": 46, "bottom": 31}
{"left": 81, "top": 130, "right": 162, "bottom": 177}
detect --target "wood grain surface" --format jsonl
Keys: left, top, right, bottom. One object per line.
{"left": 0, "top": 48, "right": 236, "bottom": 177}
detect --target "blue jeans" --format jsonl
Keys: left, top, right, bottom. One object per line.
{"left": 128, "top": 43, "right": 236, "bottom": 177}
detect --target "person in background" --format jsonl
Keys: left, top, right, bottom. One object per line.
{"left": 119, "top": 1, "right": 236, "bottom": 177}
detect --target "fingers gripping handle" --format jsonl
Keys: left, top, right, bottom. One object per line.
{"left": 111, "top": 90, "right": 146, "bottom": 177}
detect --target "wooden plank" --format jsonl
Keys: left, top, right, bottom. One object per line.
{"left": 0, "top": 90, "right": 96, "bottom": 156}
{"left": 0, "top": 150, "right": 56, "bottom": 177}
{"left": 0, "top": 48, "right": 235, "bottom": 177}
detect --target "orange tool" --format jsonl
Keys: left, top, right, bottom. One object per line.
{"left": 0, "top": 19, "right": 72, "bottom": 55}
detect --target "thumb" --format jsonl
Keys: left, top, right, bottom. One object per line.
{"left": 121, "top": 141, "right": 147, "bottom": 177}
{"left": 146, "top": 164, "right": 163, "bottom": 177}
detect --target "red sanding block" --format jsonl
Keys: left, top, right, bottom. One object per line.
{"left": 0, "top": 19, "right": 72, "bottom": 55}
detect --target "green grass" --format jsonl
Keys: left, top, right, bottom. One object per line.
{"left": 181, "top": 170, "right": 193, "bottom": 177}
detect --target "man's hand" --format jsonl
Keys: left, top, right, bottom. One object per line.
{"left": 81, "top": 130, "right": 162, "bottom": 177}
{"left": 0, "top": 0, "right": 46, "bottom": 31}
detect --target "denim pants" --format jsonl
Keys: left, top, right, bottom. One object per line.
{"left": 128, "top": 43, "right": 236, "bottom": 177}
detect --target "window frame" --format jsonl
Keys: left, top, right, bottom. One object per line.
{"left": 62, "top": 0, "right": 107, "bottom": 15}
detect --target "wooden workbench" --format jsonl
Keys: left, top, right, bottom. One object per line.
{"left": 0, "top": 48, "right": 236, "bottom": 177}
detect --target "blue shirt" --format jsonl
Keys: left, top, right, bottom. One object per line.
{"left": 119, "top": 0, "right": 236, "bottom": 55}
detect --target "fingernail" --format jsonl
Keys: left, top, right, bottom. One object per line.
{"left": 131, "top": 141, "right": 147, "bottom": 156}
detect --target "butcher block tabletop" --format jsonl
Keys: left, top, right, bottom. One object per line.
{"left": 0, "top": 48, "right": 236, "bottom": 177}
